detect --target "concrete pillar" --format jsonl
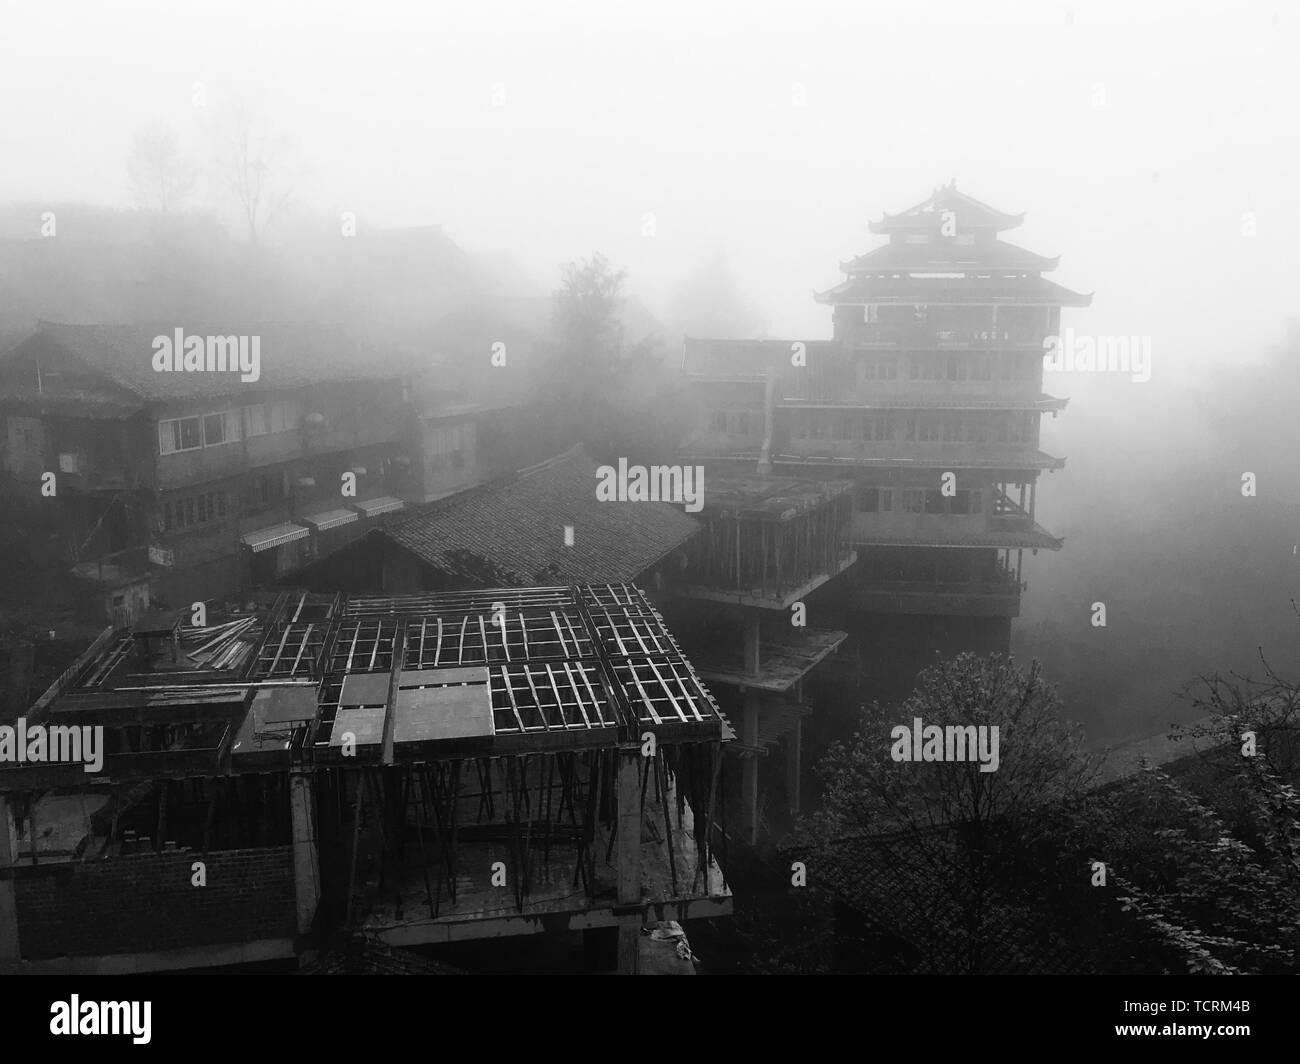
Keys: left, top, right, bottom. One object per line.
{"left": 615, "top": 747, "right": 643, "bottom": 975}
{"left": 288, "top": 773, "right": 320, "bottom": 937}
{"left": 786, "top": 717, "right": 802, "bottom": 817}
{"left": 0, "top": 796, "right": 21, "bottom": 965}
{"left": 742, "top": 611, "right": 761, "bottom": 677}
{"left": 740, "top": 692, "right": 760, "bottom": 846}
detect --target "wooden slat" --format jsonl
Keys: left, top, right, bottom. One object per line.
{"left": 627, "top": 663, "right": 664, "bottom": 726}
{"left": 435, "top": 617, "right": 443, "bottom": 667}
{"left": 522, "top": 665, "right": 550, "bottom": 731}
{"left": 543, "top": 664, "right": 568, "bottom": 727}
{"left": 550, "top": 611, "right": 569, "bottom": 658}
{"left": 345, "top": 623, "right": 360, "bottom": 671}
{"left": 268, "top": 626, "right": 293, "bottom": 676}
{"left": 289, "top": 624, "right": 314, "bottom": 677}
{"left": 561, "top": 661, "right": 591, "bottom": 727}
{"left": 501, "top": 667, "right": 527, "bottom": 732}
{"left": 664, "top": 659, "right": 706, "bottom": 721}
{"left": 646, "top": 658, "right": 689, "bottom": 722}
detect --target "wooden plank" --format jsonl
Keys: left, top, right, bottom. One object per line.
{"left": 522, "top": 666, "right": 550, "bottom": 731}
{"left": 518, "top": 612, "right": 528, "bottom": 658}
{"left": 627, "top": 663, "right": 664, "bottom": 726}
{"left": 561, "top": 661, "right": 591, "bottom": 727}
{"left": 501, "top": 667, "right": 527, "bottom": 732}
{"left": 576, "top": 664, "right": 603, "bottom": 726}
{"left": 345, "top": 623, "right": 360, "bottom": 672}
{"left": 459, "top": 616, "right": 468, "bottom": 664}
{"left": 646, "top": 658, "right": 688, "bottom": 722}
{"left": 434, "top": 617, "right": 443, "bottom": 667}
{"left": 550, "top": 611, "right": 569, "bottom": 658}
{"left": 418, "top": 618, "right": 427, "bottom": 667}
{"left": 267, "top": 625, "right": 293, "bottom": 676}
{"left": 478, "top": 614, "right": 490, "bottom": 663}
{"left": 543, "top": 663, "right": 568, "bottom": 727}
{"left": 292, "top": 591, "right": 307, "bottom": 623}
{"left": 289, "top": 624, "right": 314, "bottom": 677}
{"left": 665, "top": 659, "right": 706, "bottom": 721}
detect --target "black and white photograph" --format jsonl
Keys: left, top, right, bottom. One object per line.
{"left": 0, "top": 0, "right": 1294, "bottom": 1039}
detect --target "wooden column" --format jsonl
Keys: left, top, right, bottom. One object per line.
{"left": 786, "top": 718, "right": 802, "bottom": 817}
{"left": 0, "top": 796, "right": 21, "bottom": 966}
{"left": 741, "top": 691, "right": 761, "bottom": 846}
{"left": 615, "top": 746, "right": 643, "bottom": 975}
{"left": 289, "top": 772, "right": 321, "bottom": 938}
{"left": 742, "top": 610, "right": 761, "bottom": 678}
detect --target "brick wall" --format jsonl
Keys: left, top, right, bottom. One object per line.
{"left": 14, "top": 846, "right": 295, "bottom": 960}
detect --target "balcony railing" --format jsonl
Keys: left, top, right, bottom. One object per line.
{"left": 847, "top": 325, "right": 1045, "bottom": 349}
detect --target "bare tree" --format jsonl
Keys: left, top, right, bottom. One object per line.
{"left": 213, "top": 98, "right": 295, "bottom": 244}
{"left": 125, "top": 124, "right": 196, "bottom": 214}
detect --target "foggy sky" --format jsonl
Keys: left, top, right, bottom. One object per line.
{"left": 2, "top": 0, "right": 1297, "bottom": 367}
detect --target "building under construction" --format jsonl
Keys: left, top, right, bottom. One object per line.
{"left": 0, "top": 585, "right": 732, "bottom": 974}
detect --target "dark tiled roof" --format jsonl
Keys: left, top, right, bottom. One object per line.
{"left": 386, "top": 447, "right": 700, "bottom": 585}
{"left": 842, "top": 239, "right": 1059, "bottom": 275}
{"left": 815, "top": 275, "right": 1092, "bottom": 307}
{"left": 868, "top": 183, "right": 1024, "bottom": 234}
{"left": 25, "top": 321, "right": 420, "bottom": 401}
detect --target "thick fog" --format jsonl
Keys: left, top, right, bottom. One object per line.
{"left": 2, "top": 0, "right": 1297, "bottom": 743}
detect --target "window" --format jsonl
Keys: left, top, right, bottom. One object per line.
{"left": 159, "top": 416, "right": 202, "bottom": 455}
{"left": 942, "top": 418, "right": 963, "bottom": 443}
{"left": 859, "top": 487, "right": 882, "bottom": 513}
{"left": 952, "top": 491, "right": 971, "bottom": 515}
{"left": 217, "top": 492, "right": 227, "bottom": 517}
{"left": 925, "top": 489, "right": 946, "bottom": 514}
{"left": 203, "top": 413, "right": 226, "bottom": 446}
{"left": 793, "top": 410, "right": 808, "bottom": 439}
{"left": 197, "top": 494, "right": 209, "bottom": 522}
{"left": 879, "top": 357, "right": 897, "bottom": 380}
{"left": 972, "top": 355, "right": 991, "bottom": 381}
{"left": 163, "top": 501, "right": 174, "bottom": 531}
{"left": 903, "top": 488, "right": 926, "bottom": 513}
{"left": 917, "top": 415, "right": 939, "bottom": 442}
{"left": 711, "top": 410, "right": 727, "bottom": 433}
{"left": 269, "top": 400, "right": 299, "bottom": 433}
{"left": 245, "top": 404, "right": 268, "bottom": 437}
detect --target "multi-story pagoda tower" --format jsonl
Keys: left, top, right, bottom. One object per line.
{"left": 683, "top": 182, "right": 1090, "bottom": 647}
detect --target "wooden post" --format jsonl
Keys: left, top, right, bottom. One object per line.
{"left": 0, "top": 796, "right": 20, "bottom": 965}
{"left": 786, "top": 718, "right": 802, "bottom": 817}
{"left": 743, "top": 610, "right": 761, "bottom": 678}
{"left": 289, "top": 772, "right": 321, "bottom": 938}
{"left": 615, "top": 745, "right": 642, "bottom": 975}
{"left": 741, "top": 691, "right": 760, "bottom": 845}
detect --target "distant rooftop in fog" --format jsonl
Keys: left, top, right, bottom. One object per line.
{"left": 2, "top": 321, "right": 422, "bottom": 404}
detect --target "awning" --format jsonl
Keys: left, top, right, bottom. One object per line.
{"left": 242, "top": 522, "right": 310, "bottom": 553}
{"left": 300, "top": 508, "right": 359, "bottom": 532}
{"left": 351, "top": 496, "right": 405, "bottom": 517}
